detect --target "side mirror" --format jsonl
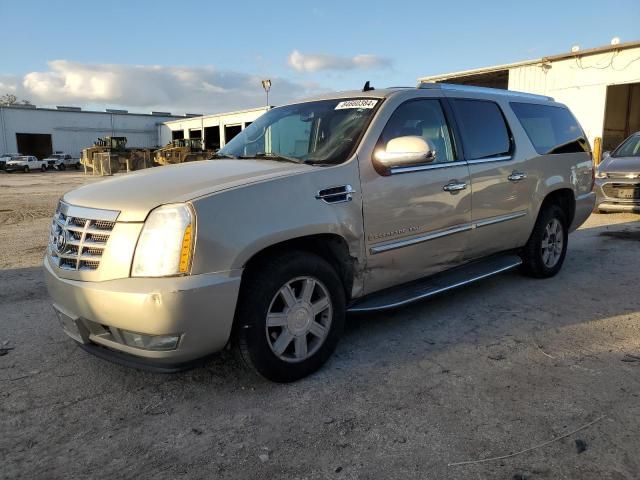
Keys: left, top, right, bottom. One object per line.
{"left": 602, "top": 151, "right": 611, "bottom": 159}
{"left": 374, "top": 136, "right": 435, "bottom": 174}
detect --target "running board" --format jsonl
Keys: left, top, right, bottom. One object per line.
{"left": 347, "top": 253, "right": 522, "bottom": 313}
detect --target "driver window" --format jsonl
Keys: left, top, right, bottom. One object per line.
{"left": 380, "top": 99, "right": 455, "bottom": 163}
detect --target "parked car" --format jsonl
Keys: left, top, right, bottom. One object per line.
{"left": 0, "top": 152, "right": 22, "bottom": 170}
{"left": 5, "top": 155, "right": 47, "bottom": 173}
{"left": 44, "top": 83, "right": 595, "bottom": 382}
{"left": 594, "top": 132, "right": 640, "bottom": 213}
{"left": 44, "top": 153, "right": 81, "bottom": 170}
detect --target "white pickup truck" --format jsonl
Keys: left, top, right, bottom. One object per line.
{"left": 5, "top": 155, "right": 48, "bottom": 173}
{"left": 44, "top": 153, "right": 81, "bottom": 170}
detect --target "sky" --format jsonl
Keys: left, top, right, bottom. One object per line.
{"left": 1, "top": 0, "right": 639, "bottom": 114}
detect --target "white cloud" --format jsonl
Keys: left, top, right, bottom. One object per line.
{"left": 288, "top": 50, "right": 392, "bottom": 73}
{"left": 1, "top": 60, "right": 319, "bottom": 114}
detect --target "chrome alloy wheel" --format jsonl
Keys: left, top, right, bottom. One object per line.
{"left": 541, "top": 218, "right": 564, "bottom": 268}
{"left": 265, "top": 276, "right": 333, "bottom": 363}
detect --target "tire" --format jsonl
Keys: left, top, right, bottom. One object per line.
{"left": 23, "top": 166, "right": 29, "bottom": 173}
{"left": 74, "top": 163, "right": 80, "bottom": 170}
{"left": 41, "top": 164, "right": 47, "bottom": 172}
{"left": 59, "top": 163, "right": 66, "bottom": 171}
{"left": 236, "top": 252, "right": 345, "bottom": 382}
{"left": 520, "top": 204, "right": 568, "bottom": 278}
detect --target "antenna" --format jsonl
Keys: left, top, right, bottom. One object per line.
{"left": 362, "top": 81, "right": 375, "bottom": 92}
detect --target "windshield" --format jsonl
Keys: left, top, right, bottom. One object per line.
{"left": 613, "top": 135, "right": 640, "bottom": 158}
{"left": 218, "top": 98, "right": 381, "bottom": 164}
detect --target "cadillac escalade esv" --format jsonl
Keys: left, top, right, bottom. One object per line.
{"left": 44, "top": 83, "right": 595, "bottom": 382}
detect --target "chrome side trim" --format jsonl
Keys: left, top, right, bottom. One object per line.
{"left": 348, "top": 258, "right": 523, "bottom": 313}
{"left": 370, "top": 224, "right": 473, "bottom": 254}
{"left": 369, "top": 210, "right": 527, "bottom": 254}
{"left": 474, "top": 210, "right": 527, "bottom": 228}
{"left": 389, "top": 160, "right": 467, "bottom": 175}
{"left": 466, "top": 155, "right": 512, "bottom": 165}
{"left": 59, "top": 201, "right": 120, "bottom": 222}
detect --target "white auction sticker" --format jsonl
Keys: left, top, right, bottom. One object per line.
{"left": 335, "top": 99, "right": 378, "bottom": 110}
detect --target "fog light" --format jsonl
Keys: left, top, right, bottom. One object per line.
{"left": 120, "top": 330, "right": 180, "bottom": 351}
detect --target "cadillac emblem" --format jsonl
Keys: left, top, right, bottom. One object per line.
{"left": 55, "top": 230, "right": 68, "bottom": 254}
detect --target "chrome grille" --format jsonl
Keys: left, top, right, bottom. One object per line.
{"left": 48, "top": 203, "right": 118, "bottom": 271}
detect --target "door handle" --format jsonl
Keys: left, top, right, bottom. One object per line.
{"left": 443, "top": 181, "right": 467, "bottom": 193}
{"left": 508, "top": 171, "right": 527, "bottom": 182}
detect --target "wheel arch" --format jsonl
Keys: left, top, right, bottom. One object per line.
{"left": 538, "top": 188, "right": 576, "bottom": 227}
{"left": 241, "top": 233, "right": 357, "bottom": 303}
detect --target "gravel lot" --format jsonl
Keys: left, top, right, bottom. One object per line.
{"left": 1, "top": 171, "right": 639, "bottom": 479}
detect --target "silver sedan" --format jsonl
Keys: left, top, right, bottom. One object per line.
{"left": 594, "top": 132, "right": 640, "bottom": 213}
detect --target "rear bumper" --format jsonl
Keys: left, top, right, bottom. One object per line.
{"left": 44, "top": 257, "right": 242, "bottom": 368}
{"left": 570, "top": 192, "right": 596, "bottom": 231}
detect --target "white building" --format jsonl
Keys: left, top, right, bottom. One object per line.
{"left": 0, "top": 105, "right": 181, "bottom": 159}
{"left": 418, "top": 40, "right": 640, "bottom": 156}
{"left": 159, "top": 106, "right": 270, "bottom": 150}
{"left": 0, "top": 104, "right": 270, "bottom": 160}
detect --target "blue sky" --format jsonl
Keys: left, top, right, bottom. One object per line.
{"left": 1, "top": 0, "right": 639, "bottom": 113}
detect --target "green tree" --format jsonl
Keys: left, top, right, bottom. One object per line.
{"left": 0, "top": 93, "right": 32, "bottom": 106}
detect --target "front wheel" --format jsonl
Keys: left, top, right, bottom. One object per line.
{"left": 236, "top": 252, "right": 345, "bottom": 382}
{"left": 41, "top": 164, "right": 47, "bottom": 172}
{"left": 58, "top": 163, "right": 66, "bottom": 171}
{"left": 23, "top": 166, "right": 30, "bottom": 173}
{"left": 520, "top": 204, "right": 568, "bottom": 278}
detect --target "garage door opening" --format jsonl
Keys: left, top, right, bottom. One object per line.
{"left": 189, "top": 129, "right": 202, "bottom": 139}
{"left": 602, "top": 82, "right": 640, "bottom": 153}
{"left": 15, "top": 133, "right": 52, "bottom": 160}
{"left": 435, "top": 69, "right": 509, "bottom": 90}
{"left": 204, "top": 126, "right": 220, "bottom": 150}
{"left": 224, "top": 124, "right": 242, "bottom": 145}
{"left": 171, "top": 130, "right": 185, "bottom": 141}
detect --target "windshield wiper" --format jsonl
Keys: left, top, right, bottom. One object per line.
{"left": 209, "top": 152, "right": 238, "bottom": 159}
{"left": 239, "top": 152, "right": 303, "bottom": 164}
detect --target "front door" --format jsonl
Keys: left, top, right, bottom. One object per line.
{"left": 361, "top": 98, "right": 472, "bottom": 294}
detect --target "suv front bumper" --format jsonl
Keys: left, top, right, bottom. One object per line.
{"left": 44, "top": 257, "right": 242, "bottom": 370}
{"left": 594, "top": 178, "right": 640, "bottom": 213}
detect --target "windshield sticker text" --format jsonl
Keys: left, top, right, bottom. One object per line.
{"left": 335, "top": 99, "right": 378, "bottom": 110}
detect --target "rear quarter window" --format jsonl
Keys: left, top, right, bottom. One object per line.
{"left": 510, "top": 102, "right": 590, "bottom": 155}
{"left": 450, "top": 99, "right": 512, "bottom": 160}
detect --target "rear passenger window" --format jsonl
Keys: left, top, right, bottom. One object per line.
{"left": 450, "top": 99, "right": 511, "bottom": 160}
{"left": 510, "top": 102, "right": 589, "bottom": 155}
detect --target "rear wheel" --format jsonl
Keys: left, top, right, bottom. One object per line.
{"left": 236, "top": 252, "right": 345, "bottom": 382}
{"left": 520, "top": 204, "right": 568, "bottom": 278}
{"left": 41, "top": 164, "right": 47, "bottom": 172}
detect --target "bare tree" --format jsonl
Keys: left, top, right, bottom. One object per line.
{"left": 0, "top": 93, "right": 32, "bottom": 106}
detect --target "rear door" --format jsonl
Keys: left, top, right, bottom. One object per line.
{"left": 361, "top": 97, "right": 472, "bottom": 294}
{"left": 447, "top": 97, "right": 535, "bottom": 259}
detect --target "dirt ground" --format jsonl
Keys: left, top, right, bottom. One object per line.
{"left": 1, "top": 171, "right": 639, "bottom": 480}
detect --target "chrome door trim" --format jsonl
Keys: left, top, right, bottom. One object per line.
{"left": 474, "top": 210, "right": 527, "bottom": 228}
{"left": 466, "top": 155, "right": 512, "bottom": 165}
{"left": 370, "top": 224, "right": 473, "bottom": 254}
{"left": 389, "top": 160, "right": 467, "bottom": 175}
{"left": 369, "top": 210, "right": 527, "bottom": 255}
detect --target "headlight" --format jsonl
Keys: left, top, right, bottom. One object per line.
{"left": 132, "top": 203, "right": 195, "bottom": 277}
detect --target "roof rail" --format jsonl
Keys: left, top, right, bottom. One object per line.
{"left": 417, "top": 82, "right": 554, "bottom": 101}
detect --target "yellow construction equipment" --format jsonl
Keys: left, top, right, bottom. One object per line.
{"left": 154, "top": 139, "right": 210, "bottom": 166}
{"left": 81, "top": 137, "right": 153, "bottom": 175}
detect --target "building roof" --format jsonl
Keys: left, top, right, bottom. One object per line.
{"left": 418, "top": 40, "right": 640, "bottom": 83}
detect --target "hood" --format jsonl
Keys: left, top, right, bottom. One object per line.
{"left": 599, "top": 156, "right": 640, "bottom": 174}
{"left": 63, "top": 159, "right": 310, "bottom": 222}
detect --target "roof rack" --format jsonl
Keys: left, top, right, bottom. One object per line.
{"left": 417, "top": 82, "right": 554, "bottom": 101}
